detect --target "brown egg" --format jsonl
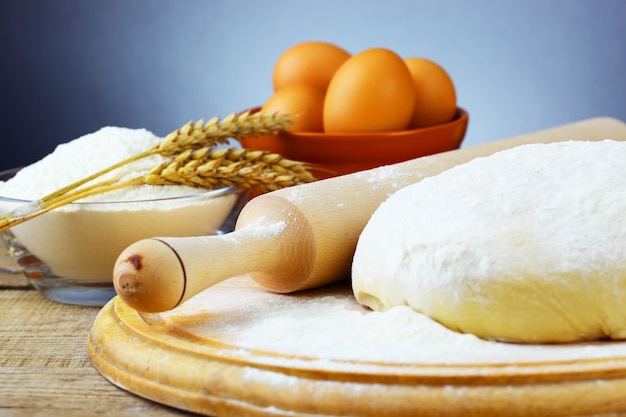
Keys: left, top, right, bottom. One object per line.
{"left": 272, "top": 41, "right": 351, "bottom": 93}
{"left": 323, "top": 48, "right": 416, "bottom": 133}
{"left": 404, "top": 57, "right": 457, "bottom": 128}
{"left": 261, "top": 84, "right": 325, "bottom": 132}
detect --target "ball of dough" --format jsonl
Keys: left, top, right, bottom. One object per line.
{"left": 352, "top": 140, "right": 626, "bottom": 343}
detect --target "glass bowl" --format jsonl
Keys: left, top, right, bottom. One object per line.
{"left": 0, "top": 167, "right": 248, "bottom": 306}
{"left": 240, "top": 107, "right": 469, "bottom": 179}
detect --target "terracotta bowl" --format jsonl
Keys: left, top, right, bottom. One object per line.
{"left": 240, "top": 107, "right": 469, "bottom": 179}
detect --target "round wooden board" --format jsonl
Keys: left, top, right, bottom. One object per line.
{"left": 89, "top": 276, "right": 626, "bottom": 417}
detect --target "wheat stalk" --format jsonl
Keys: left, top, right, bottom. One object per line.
{"left": 158, "top": 111, "right": 293, "bottom": 156}
{"left": 0, "top": 111, "right": 310, "bottom": 232}
{"left": 143, "top": 147, "right": 316, "bottom": 193}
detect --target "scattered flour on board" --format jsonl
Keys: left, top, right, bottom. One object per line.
{"left": 168, "top": 277, "right": 626, "bottom": 366}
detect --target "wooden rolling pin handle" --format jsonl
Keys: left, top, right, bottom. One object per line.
{"left": 113, "top": 196, "right": 316, "bottom": 312}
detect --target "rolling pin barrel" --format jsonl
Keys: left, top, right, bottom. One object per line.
{"left": 113, "top": 117, "right": 626, "bottom": 313}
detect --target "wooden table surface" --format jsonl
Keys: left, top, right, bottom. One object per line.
{"left": 0, "top": 246, "right": 199, "bottom": 417}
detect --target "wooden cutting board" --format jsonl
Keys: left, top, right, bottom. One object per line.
{"left": 88, "top": 275, "right": 626, "bottom": 417}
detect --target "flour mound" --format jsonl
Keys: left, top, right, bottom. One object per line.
{"left": 352, "top": 140, "right": 626, "bottom": 343}
{"left": 0, "top": 126, "right": 202, "bottom": 202}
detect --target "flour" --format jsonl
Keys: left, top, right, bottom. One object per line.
{"left": 0, "top": 126, "right": 203, "bottom": 203}
{"left": 352, "top": 139, "right": 626, "bottom": 343}
{"left": 221, "top": 216, "right": 287, "bottom": 246}
{"left": 248, "top": 218, "right": 286, "bottom": 238}
{"left": 354, "top": 157, "right": 449, "bottom": 196}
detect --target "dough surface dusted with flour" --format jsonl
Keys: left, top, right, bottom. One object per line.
{"left": 352, "top": 140, "right": 626, "bottom": 343}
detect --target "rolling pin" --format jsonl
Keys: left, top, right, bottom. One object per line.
{"left": 114, "top": 116, "right": 626, "bottom": 312}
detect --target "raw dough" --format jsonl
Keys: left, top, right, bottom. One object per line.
{"left": 352, "top": 140, "right": 626, "bottom": 343}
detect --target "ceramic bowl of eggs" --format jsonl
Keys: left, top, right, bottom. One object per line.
{"left": 240, "top": 41, "right": 469, "bottom": 179}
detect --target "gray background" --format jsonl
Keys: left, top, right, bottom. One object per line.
{"left": 1, "top": 0, "right": 625, "bottom": 171}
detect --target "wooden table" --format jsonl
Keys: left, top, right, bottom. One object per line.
{"left": 0, "top": 247, "right": 198, "bottom": 416}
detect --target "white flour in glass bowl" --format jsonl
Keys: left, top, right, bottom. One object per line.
{"left": 0, "top": 127, "right": 243, "bottom": 282}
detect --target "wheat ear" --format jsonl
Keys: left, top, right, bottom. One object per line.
{"left": 143, "top": 147, "right": 316, "bottom": 193}
{"left": 158, "top": 111, "right": 293, "bottom": 156}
